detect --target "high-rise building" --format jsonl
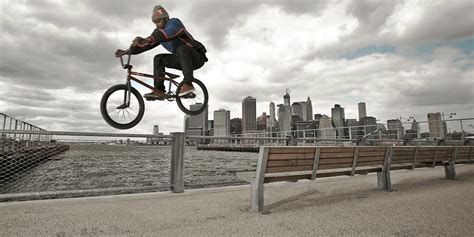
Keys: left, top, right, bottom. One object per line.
{"left": 360, "top": 116, "right": 377, "bottom": 137}
{"left": 314, "top": 114, "right": 323, "bottom": 121}
{"left": 306, "top": 97, "right": 313, "bottom": 121}
{"left": 147, "top": 125, "right": 162, "bottom": 144}
{"left": 318, "top": 115, "right": 336, "bottom": 139}
{"left": 331, "top": 104, "right": 345, "bottom": 138}
{"left": 291, "top": 102, "right": 304, "bottom": 120}
{"left": 283, "top": 90, "right": 290, "bottom": 106}
{"left": 268, "top": 102, "right": 277, "bottom": 132}
{"left": 427, "top": 113, "right": 447, "bottom": 138}
{"left": 277, "top": 104, "right": 291, "bottom": 133}
{"left": 214, "top": 109, "right": 230, "bottom": 137}
{"left": 230, "top": 118, "right": 242, "bottom": 134}
{"left": 387, "top": 119, "right": 404, "bottom": 139}
{"left": 358, "top": 102, "right": 367, "bottom": 119}
{"left": 186, "top": 103, "right": 208, "bottom": 136}
{"left": 256, "top": 112, "right": 268, "bottom": 131}
{"left": 242, "top": 96, "right": 257, "bottom": 133}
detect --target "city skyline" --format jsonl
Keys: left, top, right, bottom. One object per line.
{"left": 1, "top": 1, "right": 473, "bottom": 134}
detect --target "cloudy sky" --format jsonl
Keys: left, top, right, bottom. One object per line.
{"left": 1, "top": 0, "right": 473, "bottom": 134}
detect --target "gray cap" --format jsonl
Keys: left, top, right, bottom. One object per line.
{"left": 152, "top": 5, "right": 169, "bottom": 22}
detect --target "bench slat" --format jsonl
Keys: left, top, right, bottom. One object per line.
{"left": 268, "top": 148, "right": 315, "bottom": 154}
{"left": 267, "top": 152, "right": 315, "bottom": 160}
{"left": 357, "top": 161, "right": 384, "bottom": 167}
{"left": 319, "top": 152, "right": 355, "bottom": 159}
{"left": 358, "top": 147, "right": 387, "bottom": 152}
{"left": 319, "top": 147, "right": 355, "bottom": 153}
{"left": 358, "top": 151, "right": 386, "bottom": 157}
{"left": 264, "top": 174, "right": 312, "bottom": 183}
{"left": 318, "top": 158, "right": 353, "bottom": 164}
{"left": 266, "top": 165, "right": 314, "bottom": 173}
{"left": 266, "top": 159, "right": 314, "bottom": 167}
{"left": 318, "top": 163, "right": 353, "bottom": 170}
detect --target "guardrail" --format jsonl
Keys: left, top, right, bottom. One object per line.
{"left": 0, "top": 129, "right": 470, "bottom": 202}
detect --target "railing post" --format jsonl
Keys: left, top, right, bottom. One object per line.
{"left": 286, "top": 135, "right": 297, "bottom": 146}
{"left": 170, "top": 132, "right": 185, "bottom": 193}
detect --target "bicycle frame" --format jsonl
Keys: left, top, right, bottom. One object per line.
{"left": 119, "top": 50, "right": 181, "bottom": 102}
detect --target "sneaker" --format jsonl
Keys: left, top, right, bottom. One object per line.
{"left": 144, "top": 90, "right": 166, "bottom": 100}
{"left": 179, "top": 84, "right": 196, "bottom": 97}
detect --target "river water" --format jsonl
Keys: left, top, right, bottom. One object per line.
{"left": 2, "top": 144, "right": 258, "bottom": 195}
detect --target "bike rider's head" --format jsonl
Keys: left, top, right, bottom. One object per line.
{"left": 152, "top": 5, "right": 169, "bottom": 29}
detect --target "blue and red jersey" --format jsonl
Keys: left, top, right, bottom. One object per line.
{"left": 131, "top": 18, "right": 196, "bottom": 55}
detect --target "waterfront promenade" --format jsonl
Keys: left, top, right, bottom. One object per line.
{"left": 1, "top": 165, "right": 473, "bottom": 236}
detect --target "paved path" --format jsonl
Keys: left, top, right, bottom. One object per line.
{"left": 1, "top": 165, "right": 473, "bottom": 236}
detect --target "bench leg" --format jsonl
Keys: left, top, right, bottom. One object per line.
{"left": 377, "top": 171, "right": 392, "bottom": 192}
{"left": 444, "top": 163, "right": 456, "bottom": 180}
{"left": 251, "top": 180, "right": 264, "bottom": 213}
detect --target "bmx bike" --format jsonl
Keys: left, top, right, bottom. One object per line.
{"left": 100, "top": 49, "right": 208, "bottom": 129}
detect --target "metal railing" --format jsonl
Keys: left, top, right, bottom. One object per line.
{"left": 0, "top": 113, "right": 51, "bottom": 142}
{"left": 1, "top": 117, "right": 472, "bottom": 201}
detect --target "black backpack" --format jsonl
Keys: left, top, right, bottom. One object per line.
{"left": 192, "top": 40, "right": 208, "bottom": 62}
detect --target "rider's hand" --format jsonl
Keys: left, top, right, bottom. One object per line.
{"left": 115, "top": 49, "right": 126, "bottom": 57}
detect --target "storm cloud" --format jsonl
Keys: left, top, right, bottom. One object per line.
{"left": 0, "top": 0, "right": 473, "bottom": 134}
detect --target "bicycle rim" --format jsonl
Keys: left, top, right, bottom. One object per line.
{"left": 101, "top": 84, "right": 145, "bottom": 129}
{"left": 176, "top": 79, "right": 208, "bottom": 115}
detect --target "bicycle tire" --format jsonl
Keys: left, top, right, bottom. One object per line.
{"left": 100, "top": 84, "right": 145, "bottom": 129}
{"left": 176, "top": 78, "right": 209, "bottom": 116}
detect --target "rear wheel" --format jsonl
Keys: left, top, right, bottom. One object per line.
{"left": 100, "top": 84, "right": 145, "bottom": 129}
{"left": 176, "top": 78, "right": 209, "bottom": 115}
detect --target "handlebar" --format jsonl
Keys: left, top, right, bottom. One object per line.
{"left": 118, "top": 49, "right": 132, "bottom": 69}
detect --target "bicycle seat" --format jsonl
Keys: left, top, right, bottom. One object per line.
{"left": 165, "top": 72, "right": 180, "bottom": 79}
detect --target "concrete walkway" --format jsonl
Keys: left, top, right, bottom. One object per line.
{"left": 1, "top": 165, "right": 473, "bottom": 236}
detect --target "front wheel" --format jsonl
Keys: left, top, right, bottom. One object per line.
{"left": 100, "top": 84, "right": 145, "bottom": 129}
{"left": 176, "top": 78, "right": 209, "bottom": 115}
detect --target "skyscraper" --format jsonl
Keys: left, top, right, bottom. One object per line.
{"left": 230, "top": 118, "right": 242, "bottom": 134}
{"left": 291, "top": 102, "right": 304, "bottom": 120}
{"left": 284, "top": 89, "right": 290, "bottom": 106}
{"left": 427, "top": 112, "right": 447, "bottom": 138}
{"left": 256, "top": 112, "right": 268, "bottom": 131}
{"left": 278, "top": 104, "right": 291, "bottom": 134}
{"left": 242, "top": 96, "right": 257, "bottom": 133}
{"left": 387, "top": 119, "right": 404, "bottom": 139}
{"left": 358, "top": 102, "right": 367, "bottom": 119}
{"left": 318, "top": 115, "right": 336, "bottom": 139}
{"left": 186, "top": 103, "right": 208, "bottom": 136}
{"left": 306, "top": 97, "right": 313, "bottom": 121}
{"left": 268, "top": 102, "right": 277, "bottom": 132}
{"left": 331, "top": 104, "right": 345, "bottom": 138}
{"left": 214, "top": 109, "right": 230, "bottom": 137}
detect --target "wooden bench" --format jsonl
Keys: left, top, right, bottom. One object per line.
{"left": 248, "top": 145, "right": 473, "bottom": 213}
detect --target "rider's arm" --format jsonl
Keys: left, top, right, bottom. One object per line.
{"left": 129, "top": 39, "right": 159, "bottom": 55}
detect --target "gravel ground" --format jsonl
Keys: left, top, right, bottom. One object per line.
{"left": 1, "top": 165, "right": 473, "bottom": 236}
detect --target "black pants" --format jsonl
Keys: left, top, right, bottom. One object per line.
{"left": 153, "top": 44, "right": 206, "bottom": 92}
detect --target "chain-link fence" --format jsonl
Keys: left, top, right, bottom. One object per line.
{"left": 0, "top": 130, "right": 265, "bottom": 201}
{"left": 0, "top": 130, "right": 174, "bottom": 201}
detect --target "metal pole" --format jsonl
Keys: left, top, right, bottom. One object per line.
{"left": 170, "top": 132, "right": 185, "bottom": 193}
{"left": 13, "top": 120, "right": 18, "bottom": 140}
{"left": 2, "top": 114, "right": 6, "bottom": 130}
{"left": 460, "top": 119, "right": 464, "bottom": 140}
{"left": 416, "top": 122, "right": 421, "bottom": 139}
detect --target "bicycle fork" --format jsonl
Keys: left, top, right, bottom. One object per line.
{"left": 117, "top": 77, "right": 132, "bottom": 109}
